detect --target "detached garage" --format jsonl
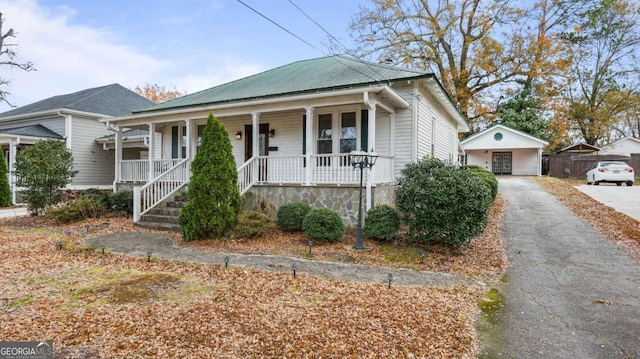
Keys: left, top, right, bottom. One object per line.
{"left": 461, "top": 125, "right": 548, "bottom": 176}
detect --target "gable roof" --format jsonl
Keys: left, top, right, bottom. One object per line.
{"left": 461, "top": 124, "right": 548, "bottom": 150}
{"left": 0, "top": 124, "right": 63, "bottom": 139}
{"left": 602, "top": 136, "right": 640, "bottom": 148}
{"left": 0, "top": 84, "right": 155, "bottom": 119}
{"left": 556, "top": 142, "right": 600, "bottom": 154}
{"left": 137, "top": 55, "right": 433, "bottom": 113}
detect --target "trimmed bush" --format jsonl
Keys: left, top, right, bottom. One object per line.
{"left": 233, "top": 210, "right": 276, "bottom": 239}
{"left": 178, "top": 114, "right": 242, "bottom": 241}
{"left": 277, "top": 202, "right": 311, "bottom": 231}
{"left": 0, "top": 151, "right": 11, "bottom": 207}
{"left": 462, "top": 165, "right": 498, "bottom": 201}
{"left": 80, "top": 188, "right": 110, "bottom": 208}
{"left": 302, "top": 208, "right": 344, "bottom": 242}
{"left": 109, "top": 189, "right": 133, "bottom": 217}
{"left": 363, "top": 205, "right": 400, "bottom": 241}
{"left": 396, "top": 157, "right": 492, "bottom": 246}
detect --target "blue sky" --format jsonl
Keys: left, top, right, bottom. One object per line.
{"left": 0, "top": 0, "right": 369, "bottom": 112}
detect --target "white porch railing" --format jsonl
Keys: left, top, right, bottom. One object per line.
{"left": 133, "top": 158, "right": 189, "bottom": 223}
{"left": 120, "top": 159, "right": 185, "bottom": 182}
{"left": 237, "top": 156, "right": 259, "bottom": 195}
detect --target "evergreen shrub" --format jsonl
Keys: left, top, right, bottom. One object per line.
{"left": 363, "top": 205, "right": 400, "bottom": 241}
{"left": 462, "top": 165, "right": 499, "bottom": 201}
{"left": 396, "top": 157, "right": 492, "bottom": 246}
{"left": 80, "top": 188, "right": 110, "bottom": 208}
{"left": 233, "top": 210, "right": 275, "bottom": 239}
{"left": 0, "top": 151, "right": 11, "bottom": 207}
{"left": 302, "top": 208, "right": 344, "bottom": 242}
{"left": 276, "top": 202, "right": 311, "bottom": 231}
{"left": 109, "top": 189, "right": 133, "bottom": 217}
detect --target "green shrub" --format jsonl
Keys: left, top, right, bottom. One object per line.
{"left": 396, "top": 157, "right": 492, "bottom": 246}
{"left": 232, "top": 210, "right": 276, "bottom": 239}
{"left": 178, "top": 114, "right": 242, "bottom": 241}
{"left": 277, "top": 202, "right": 311, "bottom": 231}
{"left": 363, "top": 205, "right": 400, "bottom": 241}
{"left": 109, "top": 189, "right": 133, "bottom": 216}
{"left": 80, "top": 188, "right": 110, "bottom": 207}
{"left": 0, "top": 151, "right": 11, "bottom": 207}
{"left": 44, "top": 198, "right": 105, "bottom": 223}
{"left": 14, "top": 139, "right": 77, "bottom": 215}
{"left": 462, "top": 166, "right": 498, "bottom": 201}
{"left": 302, "top": 208, "right": 344, "bottom": 242}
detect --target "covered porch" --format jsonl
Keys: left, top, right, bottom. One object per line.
{"left": 103, "top": 86, "right": 406, "bottom": 222}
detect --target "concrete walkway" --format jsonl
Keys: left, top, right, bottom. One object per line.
{"left": 0, "top": 206, "right": 28, "bottom": 218}
{"left": 84, "top": 232, "right": 471, "bottom": 288}
{"left": 488, "top": 178, "right": 640, "bottom": 358}
{"left": 575, "top": 184, "right": 640, "bottom": 222}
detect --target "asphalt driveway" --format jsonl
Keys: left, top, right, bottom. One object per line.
{"left": 484, "top": 177, "right": 640, "bottom": 358}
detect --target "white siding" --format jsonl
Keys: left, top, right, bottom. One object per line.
{"left": 600, "top": 138, "right": 640, "bottom": 156}
{"left": 0, "top": 117, "right": 65, "bottom": 137}
{"left": 414, "top": 84, "right": 461, "bottom": 164}
{"left": 466, "top": 150, "right": 493, "bottom": 172}
{"left": 374, "top": 113, "right": 391, "bottom": 156}
{"left": 70, "top": 116, "right": 114, "bottom": 187}
{"left": 391, "top": 83, "right": 417, "bottom": 177}
{"left": 466, "top": 149, "right": 540, "bottom": 176}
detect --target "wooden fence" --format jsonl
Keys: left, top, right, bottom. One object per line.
{"left": 544, "top": 153, "right": 640, "bottom": 179}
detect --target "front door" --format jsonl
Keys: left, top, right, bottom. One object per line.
{"left": 492, "top": 152, "right": 512, "bottom": 175}
{"left": 245, "top": 123, "right": 269, "bottom": 180}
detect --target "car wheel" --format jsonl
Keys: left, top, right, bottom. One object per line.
{"left": 617, "top": 182, "right": 622, "bottom": 186}
{"left": 627, "top": 181, "right": 634, "bottom": 186}
{"left": 594, "top": 181, "right": 600, "bottom": 186}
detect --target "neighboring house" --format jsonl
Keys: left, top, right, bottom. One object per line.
{"left": 0, "top": 84, "right": 155, "bottom": 204}
{"left": 554, "top": 142, "right": 600, "bottom": 156}
{"left": 461, "top": 124, "right": 548, "bottom": 176}
{"left": 101, "top": 55, "right": 470, "bottom": 226}
{"left": 599, "top": 136, "right": 640, "bottom": 157}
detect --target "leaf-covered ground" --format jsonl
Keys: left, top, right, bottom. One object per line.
{"left": 0, "top": 197, "right": 507, "bottom": 358}
{"left": 535, "top": 177, "right": 640, "bottom": 258}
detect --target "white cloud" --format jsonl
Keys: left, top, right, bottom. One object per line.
{"left": 0, "top": 0, "right": 171, "bottom": 111}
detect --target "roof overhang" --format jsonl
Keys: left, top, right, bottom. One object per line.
{"left": 0, "top": 108, "right": 111, "bottom": 123}
{"left": 101, "top": 85, "right": 410, "bottom": 127}
{"left": 0, "top": 134, "right": 63, "bottom": 145}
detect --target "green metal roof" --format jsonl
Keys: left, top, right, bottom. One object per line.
{"left": 136, "top": 55, "right": 431, "bottom": 113}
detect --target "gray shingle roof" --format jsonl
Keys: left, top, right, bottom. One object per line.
{"left": 137, "top": 55, "right": 432, "bottom": 113}
{"left": 0, "top": 84, "right": 156, "bottom": 118}
{"left": 0, "top": 124, "right": 63, "bottom": 139}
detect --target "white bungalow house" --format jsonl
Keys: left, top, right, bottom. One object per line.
{"left": 462, "top": 124, "right": 548, "bottom": 176}
{"left": 599, "top": 136, "right": 640, "bottom": 157}
{"left": 0, "top": 84, "right": 155, "bottom": 204}
{"left": 101, "top": 55, "right": 470, "bottom": 227}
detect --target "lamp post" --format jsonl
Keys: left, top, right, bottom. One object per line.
{"left": 350, "top": 150, "right": 378, "bottom": 250}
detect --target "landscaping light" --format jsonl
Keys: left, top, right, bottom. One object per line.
{"left": 292, "top": 263, "right": 298, "bottom": 279}
{"left": 56, "top": 240, "right": 63, "bottom": 250}
{"left": 222, "top": 235, "right": 228, "bottom": 248}
{"left": 65, "top": 229, "right": 71, "bottom": 238}
{"left": 224, "top": 256, "right": 230, "bottom": 269}
{"left": 85, "top": 224, "right": 90, "bottom": 233}
{"left": 420, "top": 250, "right": 426, "bottom": 264}
{"left": 388, "top": 273, "right": 393, "bottom": 288}
{"left": 101, "top": 244, "right": 106, "bottom": 254}
{"left": 308, "top": 240, "right": 313, "bottom": 255}
{"left": 146, "top": 250, "right": 152, "bottom": 262}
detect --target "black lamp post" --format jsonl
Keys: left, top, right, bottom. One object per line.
{"left": 350, "top": 150, "right": 378, "bottom": 250}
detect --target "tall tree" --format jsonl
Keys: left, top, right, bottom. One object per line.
{"left": 0, "top": 13, "right": 35, "bottom": 107}
{"left": 134, "top": 83, "right": 185, "bottom": 103}
{"left": 561, "top": 0, "right": 640, "bottom": 145}
{"left": 349, "top": 0, "right": 575, "bottom": 128}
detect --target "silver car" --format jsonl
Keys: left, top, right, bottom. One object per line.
{"left": 586, "top": 161, "right": 635, "bottom": 186}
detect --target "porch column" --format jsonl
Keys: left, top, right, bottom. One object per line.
{"left": 537, "top": 147, "right": 542, "bottom": 176}
{"left": 113, "top": 126, "right": 122, "bottom": 191}
{"left": 389, "top": 113, "right": 396, "bottom": 177}
{"left": 366, "top": 102, "right": 376, "bottom": 211}
{"left": 147, "top": 123, "right": 155, "bottom": 181}
{"left": 9, "top": 139, "right": 17, "bottom": 205}
{"left": 305, "top": 107, "right": 314, "bottom": 185}
{"left": 251, "top": 113, "right": 259, "bottom": 159}
{"left": 185, "top": 119, "right": 193, "bottom": 179}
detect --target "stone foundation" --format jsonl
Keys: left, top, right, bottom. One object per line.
{"left": 242, "top": 184, "right": 396, "bottom": 227}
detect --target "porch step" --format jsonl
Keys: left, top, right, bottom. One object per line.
{"left": 135, "top": 188, "right": 188, "bottom": 232}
